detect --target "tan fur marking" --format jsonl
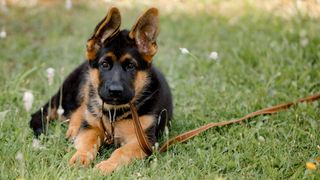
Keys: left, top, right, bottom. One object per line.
{"left": 90, "top": 69, "right": 100, "bottom": 89}
{"left": 142, "top": 54, "right": 154, "bottom": 63}
{"left": 132, "top": 71, "right": 148, "bottom": 102}
{"left": 114, "top": 115, "right": 154, "bottom": 143}
{"left": 95, "top": 143, "right": 145, "bottom": 174}
{"left": 119, "top": 53, "right": 138, "bottom": 65}
{"left": 80, "top": 81, "right": 89, "bottom": 104}
{"left": 86, "top": 39, "right": 97, "bottom": 61}
{"left": 101, "top": 52, "right": 117, "bottom": 62}
{"left": 96, "top": 115, "right": 155, "bottom": 174}
{"left": 65, "top": 104, "right": 86, "bottom": 139}
{"left": 69, "top": 113, "right": 105, "bottom": 166}
{"left": 69, "top": 128, "right": 102, "bottom": 166}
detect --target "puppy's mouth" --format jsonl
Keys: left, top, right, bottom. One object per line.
{"left": 101, "top": 98, "right": 132, "bottom": 116}
{"left": 103, "top": 98, "right": 129, "bottom": 105}
{"left": 100, "top": 95, "right": 134, "bottom": 106}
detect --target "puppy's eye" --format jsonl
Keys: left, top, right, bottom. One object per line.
{"left": 101, "top": 62, "right": 110, "bottom": 69}
{"left": 126, "top": 63, "right": 135, "bottom": 71}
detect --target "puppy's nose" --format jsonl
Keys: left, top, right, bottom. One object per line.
{"left": 108, "top": 84, "right": 123, "bottom": 97}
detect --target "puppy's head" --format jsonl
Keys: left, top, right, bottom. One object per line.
{"left": 86, "top": 7, "right": 159, "bottom": 106}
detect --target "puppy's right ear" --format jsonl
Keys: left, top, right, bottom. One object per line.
{"left": 129, "top": 8, "right": 159, "bottom": 63}
{"left": 86, "top": 7, "right": 121, "bottom": 61}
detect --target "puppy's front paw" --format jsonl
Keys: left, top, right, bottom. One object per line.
{"left": 69, "top": 151, "right": 94, "bottom": 166}
{"left": 95, "top": 160, "right": 117, "bottom": 175}
{"left": 65, "top": 125, "right": 79, "bottom": 140}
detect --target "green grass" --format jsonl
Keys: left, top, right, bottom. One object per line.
{"left": 1, "top": 2, "right": 320, "bottom": 179}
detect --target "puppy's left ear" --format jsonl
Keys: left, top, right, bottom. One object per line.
{"left": 129, "top": 8, "right": 159, "bottom": 63}
{"left": 87, "top": 7, "right": 121, "bottom": 61}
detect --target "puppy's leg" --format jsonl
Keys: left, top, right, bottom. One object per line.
{"left": 95, "top": 141, "right": 146, "bottom": 174}
{"left": 69, "top": 121, "right": 104, "bottom": 166}
{"left": 66, "top": 104, "right": 85, "bottom": 139}
{"left": 95, "top": 115, "right": 154, "bottom": 174}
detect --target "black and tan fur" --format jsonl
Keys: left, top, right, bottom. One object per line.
{"left": 30, "top": 7, "right": 173, "bottom": 174}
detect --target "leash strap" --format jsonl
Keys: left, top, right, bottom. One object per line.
{"left": 129, "top": 103, "right": 153, "bottom": 155}
{"left": 130, "top": 93, "right": 320, "bottom": 154}
{"left": 100, "top": 116, "right": 114, "bottom": 145}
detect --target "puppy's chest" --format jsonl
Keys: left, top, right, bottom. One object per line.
{"left": 101, "top": 109, "right": 134, "bottom": 145}
{"left": 84, "top": 103, "right": 155, "bottom": 146}
{"left": 84, "top": 106, "right": 132, "bottom": 144}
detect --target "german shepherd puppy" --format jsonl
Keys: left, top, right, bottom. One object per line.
{"left": 30, "top": 7, "right": 172, "bottom": 174}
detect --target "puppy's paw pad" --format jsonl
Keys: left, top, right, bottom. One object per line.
{"left": 69, "top": 152, "right": 93, "bottom": 166}
{"left": 65, "top": 126, "right": 79, "bottom": 139}
{"left": 95, "top": 161, "right": 117, "bottom": 175}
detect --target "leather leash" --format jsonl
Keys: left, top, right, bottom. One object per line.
{"left": 129, "top": 93, "right": 320, "bottom": 155}
{"left": 129, "top": 103, "right": 153, "bottom": 155}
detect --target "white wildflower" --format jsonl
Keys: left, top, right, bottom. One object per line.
{"left": 15, "top": 152, "right": 24, "bottom": 161}
{"left": 164, "top": 126, "right": 169, "bottom": 137}
{"left": 23, "top": 91, "right": 34, "bottom": 112}
{"left": 154, "top": 142, "right": 159, "bottom": 151}
{"left": 179, "top": 47, "right": 190, "bottom": 54}
{"left": 32, "top": 139, "right": 45, "bottom": 150}
{"left": 65, "top": 0, "right": 72, "bottom": 10}
{"left": 57, "top": 106, "right": 64, "bottom": 116}
{"left": 209, "top": 51, "right": 219, "bottom": 60}
{"left": 136, "top": 172, "right": 142, "bottom": 178}
{"left": 258, "top": 136, "right": 265, "bottom": 142}
{"left": 0, "top": 28, "right": 6, "bottom": 39}
{"left": 46, "top": 67, "right": 55, "bottom": 86}
{"left": 300, "top": 38, "right": 309, "bottom": 47}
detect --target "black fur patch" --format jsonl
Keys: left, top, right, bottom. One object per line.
{"left": 80, "top": 120, "right": 91, "bottom": 130}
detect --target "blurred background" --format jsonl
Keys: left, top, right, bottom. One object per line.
{"left": 1, "top": 0, "right": 320, "bottom": 179}
{"left": 2, "top": 0, "right": 320, "bottom": 16}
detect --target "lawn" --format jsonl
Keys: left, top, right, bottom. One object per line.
{"left": 0, "top": 1, "right": 319, "bottom": 179}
